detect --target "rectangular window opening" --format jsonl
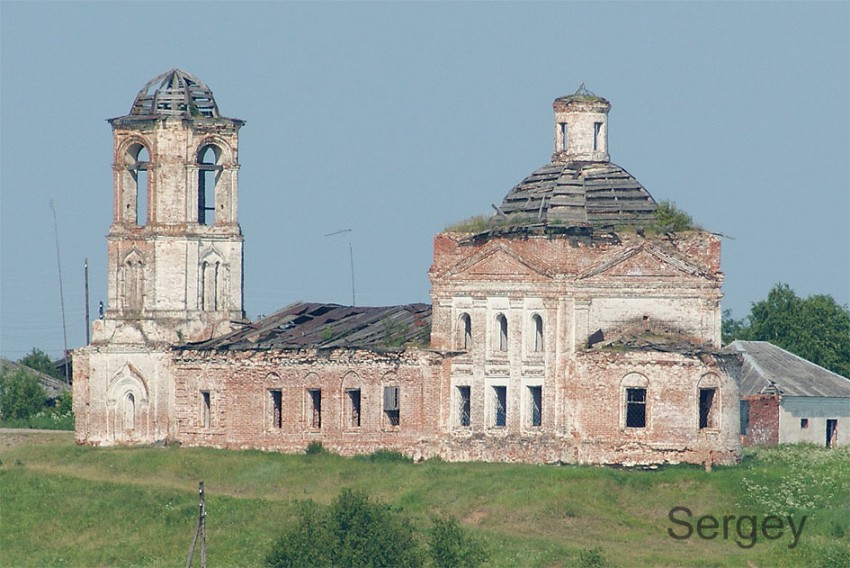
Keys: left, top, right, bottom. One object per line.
{"left": 347, "top": 389, "right": 361, "bottom": 428}
{"left": 457, "top": 386, "right": 471, "bottom": 427}
{"left": 559, "top": 122, "right": 568, "bottom": 151}
{"left": 699, "top": 388, "right": 716, "bottom": 430}
{"left": 308, "top": 389, "right": 322, "bottom": 429}
{"left": 383, "top": 386, "right": 400, "bottom": 426}
{"left": 800, "top": 418, "right": 809, "bottom": 429}
{"left": 625, "top": 388, "right": 646, "bottom": 428}
{"left": 201, "top": 391, "right": 211, "bottom": 428}
{"left": 593, "top": 122, "right": 602, "bottom": 151}
{"left": 826, "top": 419, "right": 838, "bottom": 447}
{"left": 136, "top": 169, "right": 148, "bottom": 226}
{"left": 739, "top": 400, "right": 749, "bottom": 436}
{"left": 270, "top": 389, "right": 282, "bottom": 429}
{"left": 528, "top": 386, "right": 542, "bottom": 427}
{"left": 493, "top": 385, "right": 507, "bottom": 427}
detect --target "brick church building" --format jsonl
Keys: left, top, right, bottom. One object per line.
{"left": 74, "top": 70, "right": 742, "bottom": 466}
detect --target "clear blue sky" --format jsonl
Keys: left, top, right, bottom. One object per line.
{"left": 1, "top": 1, "right": 848, "bottom": 360}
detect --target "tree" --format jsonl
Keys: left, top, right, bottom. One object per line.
{"left": 0, "top": 367, "right": 46, "bottom": 420}
{"left": 724, "top": 284, "right": 850, "bottom": 378}
{"left": 266, "top": 489, "right": 421, "bottom": 568}
{"left": 19, "top": 348, "right": 63, "bottom": 380}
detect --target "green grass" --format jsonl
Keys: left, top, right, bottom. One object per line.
{"left": 1, "top": 435, "right": 848, "bottom": 567}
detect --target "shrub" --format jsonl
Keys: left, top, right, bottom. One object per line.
{"left": 305, "top": 441, "right": 327, "bottom": 455}
{"left": 429, "top": 515, "right": 487, "bottom": 568}
{"left": 653, "top": 200, "right": 696, "bottom": 232}
{"left": 577, "top": 547, "right": 606, "bottom": 568}
{"left": 358, "top": 450, "right": 411, "bottom": 464}
{"left": 266, "top": 489, "right": 420, "bottom": 568}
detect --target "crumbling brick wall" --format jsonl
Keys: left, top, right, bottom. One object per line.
{"left": 741, "top": 394, "right": 780, "bottom": 446}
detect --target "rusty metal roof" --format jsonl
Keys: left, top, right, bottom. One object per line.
{"left": 185, "top": 302, "right": 432, "bottom": 352}
{"left": 122, "top": 69, "right": 221, "bottom": 119}
{"left": 497, "top": 160, "right": 657, "bottom": 229}
{"left": 729, "top": 340, "right": 850, "bottom": 397}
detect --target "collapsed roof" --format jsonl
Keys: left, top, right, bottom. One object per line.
{"left": 185, "top": 302, "right": 432, "bottom": 352}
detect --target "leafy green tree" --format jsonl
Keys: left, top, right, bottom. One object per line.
{"left": 429, "top": 515, "right": 487, "bottom": 568}
{"left": 724, "top": 284, "right": 850, "bottom": 378}
{"left": 0, "top": 368, "right": 46, "bottom": 420}
{"left": 266, "top": 489, "right": 421, "bottom": 568}
{"left": 19, "top": 348, "right": 63, "bottom": 380}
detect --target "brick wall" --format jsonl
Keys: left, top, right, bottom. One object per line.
{"left": 742, "top": 394, "right": 780, "bottom": 446}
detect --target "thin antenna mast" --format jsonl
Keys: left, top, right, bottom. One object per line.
{"left": 50, "top": 200, "right": 70, "bottom": 384}
{"left": 325, "top": 229, "right": 356, "bottom": 306}
{"left": 84, "top": 258, "right": 91, "bottom": 344}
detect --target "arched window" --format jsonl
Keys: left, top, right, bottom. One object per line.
{"left": 124, "top": 143, "right": 150, "bottom": 226}
{"left": 123, "top": 392, "right": 136, "bottom": 431}
{"left": 197, "top": 145, "right": 222, "bottom": 225}
{"left": 496, "top": 314, "right": 508, "bottom": 352}
{"left": 531, "top": 314, "right": 543, "bottom": 352}
{"left": 457, "top": 313, "right": 471, "bottom": 350}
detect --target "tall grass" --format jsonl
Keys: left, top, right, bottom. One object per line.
{"left": 1, "top": 436, "right": 847, "bottom": 567}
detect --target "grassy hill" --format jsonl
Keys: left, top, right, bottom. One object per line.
{"left": 0, "top": 431, "right": 847, "bottom": 567}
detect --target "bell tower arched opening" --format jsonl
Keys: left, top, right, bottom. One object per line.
{"left": 197, "top": 144, "right": 222, "bottom": 225}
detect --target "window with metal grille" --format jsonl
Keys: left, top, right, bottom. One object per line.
{"left": 457, "top": 386, "right": 471, "bottom": 427}
{"left": 270, "top": 389, "right": 282, "bottom": 429}
{"left": 699, "top": 388, "right": 716, "bottom": 429}
{"left": 625, "top": 388, "right": 646, "bottom": 428}
{"left": 347, "top": 389, "right": 361, "bottom": 428}
{"left": 308, "top": 389, "right": 322, "bottom": 429}
{"left": 528, "top": 386, "right": 542, "bottom": 427}
{"left": 383, "top": 386, "right": 399, "bottom": 426}
{"left": 493, "top": 386, "right": 507, "bottom": 427}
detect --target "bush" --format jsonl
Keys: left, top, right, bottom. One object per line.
{"left": 357, "top": 450, "right": 412, "bottom": 464}
{"left": 0, "top": 368, "right": 46, "bottom": 420}
{"left": 429, "top": 515, "right": 487, "bottom": 568}
{"left": 653, "top": 200, "right": 696, "bottom": 232}
{"left": 266, "top": 489, "right": 420, "bottom": 568}
{"left": 305, "top": 441, "right": 327, "bottom": 455}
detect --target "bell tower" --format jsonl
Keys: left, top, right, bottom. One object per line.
{"left": 96, "top": 69, "right": 245, "bottom": 344}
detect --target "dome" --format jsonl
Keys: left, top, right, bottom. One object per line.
{"left": 127, "top": 69, "right": 220, "bottom": 118}
{"left": 496, "top": 160, "right": 657, "bottom": 229}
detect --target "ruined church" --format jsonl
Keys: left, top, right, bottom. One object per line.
{"left": 74, "top": 70, "right": 742, "bottom": 466}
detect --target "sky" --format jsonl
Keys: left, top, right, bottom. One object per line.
{"left": 1, "top": 1, "right": 848, "bottom": 360}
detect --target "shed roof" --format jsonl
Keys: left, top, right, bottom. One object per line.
{"left": 184, "top": 302, "right": 431, "bottom": 352}
{"left": 728, "top": 340, "right": 850, "bottom": 397}
{"left": 496, "top": 160, "right": 657, "bottom": 229}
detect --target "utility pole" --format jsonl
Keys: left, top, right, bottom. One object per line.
{"left": 50, "top": 200, "right": 70, "bottom": 384}
{"left": 186, "top": 481, "right": 207, "bottom": 568}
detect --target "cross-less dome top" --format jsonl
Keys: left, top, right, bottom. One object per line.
{"left": 495, "top": 87, "right": 657, "bottom": 229}
{"left": 128, "top": 69, "right": 220, "bottom": 118}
